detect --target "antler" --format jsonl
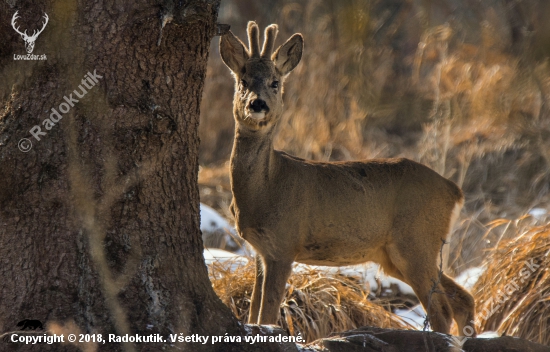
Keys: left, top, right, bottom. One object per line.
{"left": 28, "top": 13, "right": 49, "bottom": 40}
{"left": 247, "top": 21, "right": 261, "bottom": 58}
{"left": 247, "top": 21, "right": 279, "bottom": 59}
{"left": 11, "top": 11, "right": 28, "bottom": 39}
{"left": 261, "top": 24, "right": 279, "bottom": 58}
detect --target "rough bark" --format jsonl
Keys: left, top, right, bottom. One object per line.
{"left": 0, "top": 0, "right": 252, "bottom": 351}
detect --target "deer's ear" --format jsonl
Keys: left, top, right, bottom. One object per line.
{"left": 272, "top": 33, "right": 303, "bottom": 76}
{"left": 220, "top": 31, "right": 248, "bottom": 74}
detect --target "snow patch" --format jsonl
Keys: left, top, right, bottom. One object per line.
{"left": 203, "top": 247, "right": 241, "bottom": 261}
{"left": 295, "top": 262, "right": 415, "bottom": 296}
{"left": 261, "top": 325, "right": 275, "bottom": 334}
{"left": 454, "top": 266, "right": 485, "bottom": 290}
{"left": 203, "top": 248, "right": 248, "bottom": 271}
{"left": 477, "top": 331, "right": 500, "bottom": 338}
{"left": 394, "top": 304, "right": 426, "bottom": 329}
{"left": 200, "top": 203, "right": 233, "bottom": 233}
{"left": 200, "top": 203, "right": 250, "bottom": 255}
{"left": 529, "top": 208, "right": 547, "bottom": 220}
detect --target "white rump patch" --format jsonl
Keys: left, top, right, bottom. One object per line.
{"left": 442, "top": 199, "right": 464, "bottom": 272}
{"left": 449, "top": 199, "right": 464, "bottom": 239}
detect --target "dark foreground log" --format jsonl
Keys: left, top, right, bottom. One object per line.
{"left": 463, "top": 336, "right": 550, "bottom": 352}
{"left": 304, "top": 327, "right": 550, "bottom": 352}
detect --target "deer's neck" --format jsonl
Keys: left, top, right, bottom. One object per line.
{"left": 230, "top": 126, "right": 278, "bottom": 206}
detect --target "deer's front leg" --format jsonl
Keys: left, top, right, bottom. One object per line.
{"left": 248, "top": 255, "right": 264, "bottom": 324}
{"left": 258, "top": 259, "right": 293, "bottom": 324}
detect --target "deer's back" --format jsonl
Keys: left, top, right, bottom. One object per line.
{"left": 233, "top": 151, "right": 463, "bottom": 264}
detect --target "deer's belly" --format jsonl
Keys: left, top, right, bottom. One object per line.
{"left": 295, "top": 254, "right": 370, "bottom": 266}
{"left": 295, "top": 239, "right": 384, "bottom": 266}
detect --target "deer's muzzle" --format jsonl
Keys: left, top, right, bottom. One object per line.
{"left": 249, "top": 99, "right": 269, "bottom": 113}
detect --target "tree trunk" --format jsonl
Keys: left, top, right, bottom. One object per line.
{"left": 0, "top": 1, "right": 247, "bottom": 351}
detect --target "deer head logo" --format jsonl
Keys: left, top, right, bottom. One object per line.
{"left": 11, "top": 11, "right": 49, "bottom": 54}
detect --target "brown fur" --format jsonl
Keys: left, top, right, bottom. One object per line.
{"left": 219, "top": 21, "right": 475, "bottom": 337}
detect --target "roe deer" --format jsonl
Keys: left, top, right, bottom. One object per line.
{"left": 219, "top": 21, "right": 475, "bottom": 337}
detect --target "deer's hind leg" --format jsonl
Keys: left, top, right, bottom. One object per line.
{"left": 441, "top": 273, "right": 476, "bottom": 337}
{"left": 385, "top": 241, "right": 454, "bottom": 334}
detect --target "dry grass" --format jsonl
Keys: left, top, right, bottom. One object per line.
{"left": 472, "top": 220, "right": 550, "bottom": 345}
{"left": 208, "top": 259, "right": 410, "bottom": 343}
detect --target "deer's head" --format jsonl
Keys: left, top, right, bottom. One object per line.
{"left": 11, "top": 11, "right": 49, "bottom": 54}
{"left": 220, "top": 21, "right": 303, "bottom": 133}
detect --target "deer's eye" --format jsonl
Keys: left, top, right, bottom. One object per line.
{"left": 271, "top": 81, "right": 279, "bottom": 89}
{"left": 241, "top": 79, "right": 248, "bottom": 88}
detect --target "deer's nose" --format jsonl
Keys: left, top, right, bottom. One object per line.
{"left": 249, "top": 99, "right": 269, "bottom": 113}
